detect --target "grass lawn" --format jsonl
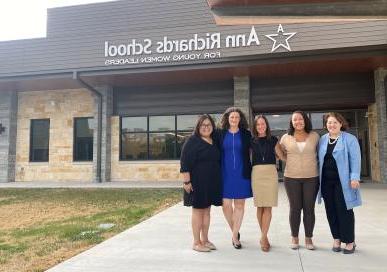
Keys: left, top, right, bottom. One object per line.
{"left": 0, "top": 188, "right": 181, "bottom": 272}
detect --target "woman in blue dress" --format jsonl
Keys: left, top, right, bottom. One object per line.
{"left": 217, "top": 107, "right": 252, "bottom": 249}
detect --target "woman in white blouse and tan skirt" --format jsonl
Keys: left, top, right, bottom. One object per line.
{"left": 279, "top": 111, "right": 320, "bottom": 250}
{"left": 251, "top": 115, "right": 284, "bottom": 252}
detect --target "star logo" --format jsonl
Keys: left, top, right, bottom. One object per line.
{"left": 265, "top": 24, "right": 297, "bottom": 53}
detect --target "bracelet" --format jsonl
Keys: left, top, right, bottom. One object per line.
{"left": 183, "top": 181, "right": 191, "bottom": 185}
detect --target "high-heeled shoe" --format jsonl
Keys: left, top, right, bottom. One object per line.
{"left": 343, "top": 243, "right": 356, "bottom": 254}
{"left": 260, "top": 238, "right": 270, "bottom": 252}
{"left": 332, "top": 240, "right": 341, "bottom": 252}
{"left": 232, "top": 239, "right": 242, "bottom": 249}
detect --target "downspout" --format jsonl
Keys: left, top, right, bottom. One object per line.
{"left": 72, "top": 71, "right": 102, "bottom": 183}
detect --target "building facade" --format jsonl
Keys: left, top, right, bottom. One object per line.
{"left": 0, "top": 0, "right": 386, "bottom": 183}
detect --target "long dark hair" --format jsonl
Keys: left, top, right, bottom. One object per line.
{"left": 252, "top": 115, "right": 271, "bottom": 140}
{"left": 193, "top": 114, "right": 216, "bottom": 137}
{"left": 219, "top": 107, "right": 249, "bottom": 130}
{"left": 287, "top": 110, "right": 312, "bottom": 135}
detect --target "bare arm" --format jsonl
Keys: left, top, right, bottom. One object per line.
{"left": 181, "top": 172, "right": 193, "bottom": 193}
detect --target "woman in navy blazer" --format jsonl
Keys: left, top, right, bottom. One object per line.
{"left": 318, "top": 112, "right": 362, "bottom": 254}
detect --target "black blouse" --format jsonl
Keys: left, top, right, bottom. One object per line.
{"left": 322, "top": 140, "right": 340, "bottom": 181}
{"left": 251, "top": 136, "right": 278, "bottom": 165}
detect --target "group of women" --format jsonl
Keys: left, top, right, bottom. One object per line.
{"left": 180, "top": 107, "right": 362, "bottom": 254}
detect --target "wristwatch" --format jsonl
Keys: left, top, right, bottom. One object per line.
{"left": 183, "top": 181, "right": 191, "bottom": 185}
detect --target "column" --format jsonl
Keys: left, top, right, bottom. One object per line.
{"left": 374, "top": 68, "right": 387, "bottom": 183}
{"left": 0, "top": 91, "right": 18, "bottom": 182}
{"left": 233, "top": 76, "right": 252, "bottom": 125}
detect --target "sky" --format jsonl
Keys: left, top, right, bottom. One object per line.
{"left": 0, "top": 0, "right": 115, "bottom": 41}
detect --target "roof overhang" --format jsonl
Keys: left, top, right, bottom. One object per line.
{"left": 207, "top": 0, "right": 387, "bottom": 25}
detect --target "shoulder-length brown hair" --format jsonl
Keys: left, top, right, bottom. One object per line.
{"left": 193, "top": 114, "right": 216, "bottom": 136}
{"left": 324, "top": 112, "right": 349, "bottom": 131}
{"left": 219, "top": 107, "right": 249, "bottom": 130}
{"left": 288, "top": 110, "right": 313, "bottom": 135}
{"left": 252, "top": 115, "right": 271, "bottom": 140}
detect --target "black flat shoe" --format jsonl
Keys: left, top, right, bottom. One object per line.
{"left": 332, "top": 246, "right": 341, "bottom": 252}
{"left": 343, "top": 243, "right": 356, "bottom": 254}
{"left": 232, "top": 239, "right": 242, "bottom": 249}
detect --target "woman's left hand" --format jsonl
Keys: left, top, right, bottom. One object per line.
{"left": 350, "top": 180, "right": 360, "bottom": 189}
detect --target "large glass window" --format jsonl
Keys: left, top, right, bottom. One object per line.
{"left": 120, "top": 114, "right": 218, "bottom": 160}
{"left": 74, "top": 117, "right": 94, "bottom": 161}
{"left": 30, "top": 119, "right": 50, "bottom": 162}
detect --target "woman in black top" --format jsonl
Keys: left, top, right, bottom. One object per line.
{"left": 251, "top": 115, "right": 284, "bottom": 252}
{"left": 180, "top": 114, "right": 222, "bottom": 252}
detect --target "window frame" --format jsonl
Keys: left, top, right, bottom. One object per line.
{"left": 73, "top": 117, "right": 94, "bottom": 162}
{"left": 29, "top": 118, "right": 50, "bottom": 162}
{"left": 119, "top": 113, "right": 219, "bottom": 161}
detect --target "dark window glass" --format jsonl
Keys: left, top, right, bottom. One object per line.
{"left": 122, "top": 117, "right": 147, "bottom": 132}
{"left": 311, "top": 113, "right": 326, "bottom": 129}
{"left": 121, "top": 133, "right": 147, "bottom": 160}
{"left": 176, "top": 131, "right": 193, "bottom": 158}
{"left": 177, "top": 115, "right": 199, "bottom": 131}
{"left": 30, "top": 119, "right": 50, "bottom": 162}
{"left": 149, "top": 116, "right": 175, "bottom": 131}
{"left": 120, "top": 114, "right": 220, "bottom": 160}
{"left": 74, "top": 118, "right": 94, "bottom": 161}
{"left": 149, "top": 132, "right": 176, "bottom": 159}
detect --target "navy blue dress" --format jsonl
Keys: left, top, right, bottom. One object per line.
{"left": 222, "top": 131, "right": 253, "bottom": 199}
{"left": 180, "top": 135, "right": 223, "bottom": 208}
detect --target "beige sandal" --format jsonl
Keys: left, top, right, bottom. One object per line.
{"left": 193, "top": 244, "right": 211, "bottom": 252}
{"left": 203, "top": 241, "right": 217, "bottom": 250}
{"left": 305, "top": 238, "right": 316, "bottom": 250}
{"left": 290, "top": 237, "right": 299, "bottom": 250}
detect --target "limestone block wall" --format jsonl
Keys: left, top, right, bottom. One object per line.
{"left": 110, "top": 116, "right": 181, "bottom": 181}
{"left": 368, "top": 103, "right": 381, "bottom": 182}
{"left": 16, "top": 89, "right": 95, "bottom": 182}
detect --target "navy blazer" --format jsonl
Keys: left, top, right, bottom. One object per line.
{"left": 215, "top": 128, "right": 252, "bottom": 179}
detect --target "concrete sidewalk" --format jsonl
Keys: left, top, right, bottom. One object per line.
{"left": 0, "top": 180, "right": 180, "bottom": 188}
{"left": 45, "top": 183, "right": 386, "bottom": 272}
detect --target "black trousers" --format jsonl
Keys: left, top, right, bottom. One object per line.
{"left": 321, "top": 177, "right": 355, "bottom": 243}
{"left": 284, "top": 177, "right": 319, "bottom": 238}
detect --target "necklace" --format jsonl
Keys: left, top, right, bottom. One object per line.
{"left": 255, "top": 137, "right": 268, "bottom": 162}
{"left": 328, "top": 135, "right": 340, "bottom": 145}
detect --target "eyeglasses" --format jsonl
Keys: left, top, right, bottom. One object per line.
{"left": 200, "top": 124, "right": 213, "bottom": 129}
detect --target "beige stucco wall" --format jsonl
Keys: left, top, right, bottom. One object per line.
{"left": 15, "top": 89, "right": 95, "bottom": 182}
{"left": 110, "top": 116, "right": 181, "bottom": 181}
{"left": 368, "top": 103, "right": 381, "bottom": 182}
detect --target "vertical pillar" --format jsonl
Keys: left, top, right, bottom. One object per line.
{"left": 233, "top": 76, "right": 252, "bottom": 125}
{"left": 92, "top": 86, "right": 113, "bottom": 182}
{"left": 374, "top": 68, "right": 387, "bottom": 183}
{"left": 0, "top": 91, "right": 18, "bottom": 182}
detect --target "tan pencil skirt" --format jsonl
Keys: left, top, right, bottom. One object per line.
{"left": 252, "top": 165, "right": 278, "bottom": 207}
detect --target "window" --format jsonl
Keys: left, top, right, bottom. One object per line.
{"left": 120, "top": 114, "right": 220, "bottom": 160}
{"left": 74, "top": 117, "right": 94, "bottom": 161}
{"left": 30, "top": 119, "right": 50, "bottom": 162}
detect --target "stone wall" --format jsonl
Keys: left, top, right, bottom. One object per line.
{"left": 0, "top": 91, "right": 17, "bottom": 182}
{"left": 368, "top": 103, "right": 381, "bottom": 182}
{"left": 110, "top": 116, "right": 181, "bottom": 181}
{"left": 15, "top": 89, "right": 95, "bottom": 182}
